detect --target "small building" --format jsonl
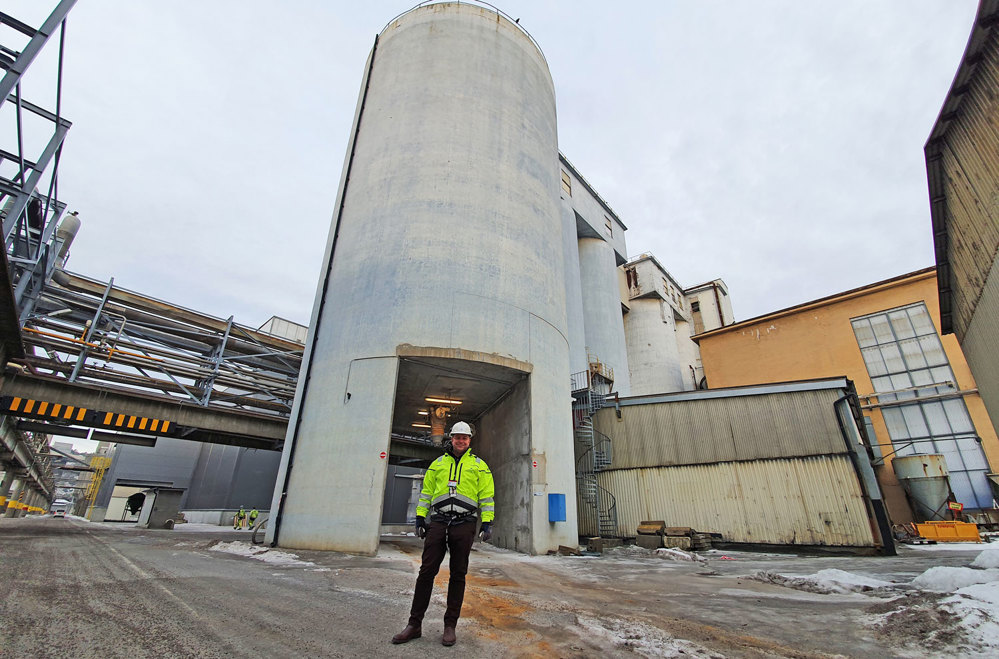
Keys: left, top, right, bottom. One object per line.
{"left": 694, "top": 268, "right": 999, "bottom": 522}
{"left": 588, "top": 378, "right": 893, "bottom": 552}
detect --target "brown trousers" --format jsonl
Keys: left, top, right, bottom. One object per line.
{"left": 408, "top": 520, "right": 477, "bottom": 628}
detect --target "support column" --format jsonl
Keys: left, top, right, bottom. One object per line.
{"left": 0, "top": 470, "right": 15, "bottom": 510}
{"left": 4, "top": 479, "right": 24, "bottom": 517}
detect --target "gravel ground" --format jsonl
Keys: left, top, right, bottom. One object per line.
{"left": 0, "top": 516, "right": 988, "bottom": 658}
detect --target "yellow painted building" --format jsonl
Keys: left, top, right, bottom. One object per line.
{"left": 695, "top": 267, "right": 998, "bottom": 524}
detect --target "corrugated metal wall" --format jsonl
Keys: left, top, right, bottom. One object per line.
{"left": 592, "top": 388, "right": 847, "bottom": 469}
{"left": 940, "top": 29, "right": 999, "bottom": 335}
{"left": 962, "top": 258, "right": 999, "bottom": 435}
{"left": 585, "top": 456, "right": 875, "bottom": 547}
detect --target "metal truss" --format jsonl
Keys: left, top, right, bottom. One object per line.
{"left": 1, "top": 1, "right": 75, "bottom": 325}
{"left": 19, "top": 270, "right": 303, "bottom": 418}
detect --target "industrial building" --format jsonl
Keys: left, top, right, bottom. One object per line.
{"left": 694, "top": 267, "right": 999, "bottom": 525}
{"left": 266, "top": 2, "right": 735, "bottom": 555}
{"left": 926, "top": 0, "right": 999, "bottom": 455}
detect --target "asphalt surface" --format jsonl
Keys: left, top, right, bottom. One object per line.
{"left": 0, "top": 516, "right": 988, "bottom": 658}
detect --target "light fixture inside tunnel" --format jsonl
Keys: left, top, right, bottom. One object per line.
{"left": 418, "top": 410, "right": 429, "bottom": 415}
{"left": 425, "top": 397, "right": 462, "bottom": 405}
{"left": 412, "top": 422, "right": 431, "bottom": 429}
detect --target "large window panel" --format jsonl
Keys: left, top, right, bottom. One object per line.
{"left": 918, "top": 335, "right": 947, "bottom": 366}
{"left": 852, "top": 301, "right": 993, "bottom": 509}
{"left": 900, "top": 338, "right": 928, "bottom": 369}
{"left": 899, "top": 405, "right": 929, "bottom": 438}
{"left": 853, "top": 319, "right": 876, "bottom": 347}
{"left": 870, "top": 314, "right": 895, "bottom": 344}
{"left": 889, "top": 310, "right": 917, "bottom": 339}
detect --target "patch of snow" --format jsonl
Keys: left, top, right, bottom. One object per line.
{"left": 911, "top": 567, "right": 999, "bottom": 593}
{"left": 971, "top": 549, "right": 999, "bottom": 569}
{"left": 655, "top": 548, "right": 705, "bottom": 563}
{"left": 903, "top": 542, "right": 986, "bottom": 552}
{"left": 751, "top": 568, "right": 896, "bottom": 595}
{"left": 575, "top": 615, "right": 723, "bottom": 658}
{"left": 209, "top": 540, "right": 314, "bottom": 566}
{"left": 607, "top": 544, "right": 652, "bottom": 557}
{"left": 210, "top": 541, "right": 268, "bottom": 556}
{"left": 940, "top": 582, "right": 999, "bottom": 656}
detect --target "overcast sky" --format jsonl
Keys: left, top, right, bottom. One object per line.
{"left": 7, "top": 1, "right": 979, "bottom": 328}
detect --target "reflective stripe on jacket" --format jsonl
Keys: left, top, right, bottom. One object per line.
{"left": 416, "top": 450, "right": 495, "bottom": 523}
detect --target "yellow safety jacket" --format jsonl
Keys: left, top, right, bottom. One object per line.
{"left": 417, "top": 450, "right": 495, "bottom": 523}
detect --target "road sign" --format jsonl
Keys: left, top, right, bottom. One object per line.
{"left": 948, "top": 501, "right": 964, "bottom": 511}
{"left": 379, "top": 451, "right": 386, "bottom": 459}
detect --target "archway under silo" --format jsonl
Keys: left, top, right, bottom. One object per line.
{"left": 386, "top": 349, "right": 535, "bottom": 552}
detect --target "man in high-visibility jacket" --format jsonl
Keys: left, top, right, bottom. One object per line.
{"left": 392, "top": 421, "right": 494, "bottom": 647}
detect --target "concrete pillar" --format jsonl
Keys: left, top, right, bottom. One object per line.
{"left": 28, "top": 490, "right": 41, "bottom": 514}
{"left": 0, "top": 470, "right": 15, "bottom": 510}
{"left": 5, "top": 479, "right": 24, "bottom": 517}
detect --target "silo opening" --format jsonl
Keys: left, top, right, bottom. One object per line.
{"left": 383, "top": 355, "right": 531, "bottom": 549}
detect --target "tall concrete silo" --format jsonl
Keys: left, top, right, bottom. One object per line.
{"left": 578, "top": 238, "right": 631, "bottom": 394}
{"left": 268, "top": 2, "right": 577, "bottom": 555}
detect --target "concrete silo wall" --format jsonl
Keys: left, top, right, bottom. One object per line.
{"left": 578, "top": 237, "right": 631, "bottom": 394}
{"left": 270, "top": 3, "right": 575, "bottom": 554}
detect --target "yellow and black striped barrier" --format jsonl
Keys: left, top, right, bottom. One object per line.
{"left": 2, "top": 396, "right": 172, "bottom": 436}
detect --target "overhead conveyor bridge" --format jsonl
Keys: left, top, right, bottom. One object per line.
{"left": 2, "top": 269, "right": 303, "bottom": 451}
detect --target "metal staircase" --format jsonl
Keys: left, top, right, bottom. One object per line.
{"left": 572, "top": 371, "right": 618, "bottom": 538}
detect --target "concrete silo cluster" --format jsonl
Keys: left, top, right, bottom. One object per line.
{"left": 268, "top": 2, "right": 729, "bottom": 555}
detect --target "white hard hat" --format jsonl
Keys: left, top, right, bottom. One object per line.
{"left": 450, "top": 421, "right": 473, "bottom": 437}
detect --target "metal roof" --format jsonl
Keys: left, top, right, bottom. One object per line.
{"left": 924, "top": 0, "right": 999, "bottom": 334}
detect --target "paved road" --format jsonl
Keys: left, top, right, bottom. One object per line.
{"left": 0, "top": 517, "right": 508, "bottom": 658}
{"left": 0, "top": 516, "right": 987, "bottom": 658}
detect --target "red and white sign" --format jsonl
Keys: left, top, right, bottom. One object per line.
{"left": 532, "top": 460, "right": 538, "bottom": 468}
{"left": 948, "top": 501, "right": 964, "bottom": 511}
{"left": 379, "top": 451, "right": 387, "bottom": 459}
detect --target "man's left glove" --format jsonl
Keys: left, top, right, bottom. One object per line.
{"left": 415, "top": 516, "right": 427, "bottom": 539}
{"left": 479, "top": 522, "right": 492, "bottom": 543}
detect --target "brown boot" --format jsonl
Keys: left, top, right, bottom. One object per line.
{"left": 392, "top": 624, "right": 422, "bottom": 644}
{"left": 442, "top": 626, "right": 456, "bottom": 646}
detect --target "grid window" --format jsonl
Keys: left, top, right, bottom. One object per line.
{"left": 851, "top": 302, "right": 992, "bottom": 508}
{"left": 604, "top": 216, "right": 613, "bottom": 237}
{"left": 561, "top": 170, "right": 571, "bottom": 196}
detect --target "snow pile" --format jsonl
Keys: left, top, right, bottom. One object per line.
{"left": 210, "top": 541, "right": 314, "bottom": 567}
{"left": 971, "top": 549, "right": 999, "bottom": 569}
{"left": 607, "top": 544, "right": 652, "bottom": 557}
{"left": 939, "top": 581, "right": 999, "bottom": 654}
{"left": 911, "top": 566, "right": 999, "bottom": 592}
{"left": 872, "top": 549, "right": 999, "bottom": 656}
{"left": 751, "top": 568, "right": 895, "bottom": 595}
{"left": 655, "top": 548, "right": 705, "bottom": 563}
{"left": 575, "top": 615, "right": 723, "bottom": 658}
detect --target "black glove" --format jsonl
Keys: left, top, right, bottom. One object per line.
{"left": 415, "top": 516, "right": 427, "bottom": 539}
{"left": 479, "top": 522, "right": 492, "bottom": 543}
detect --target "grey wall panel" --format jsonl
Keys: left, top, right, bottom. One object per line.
{"left": 592, "top": 388, "right": 846, "bottom": 469}
{"left": 227, "top": 448, "right": 281, "bottom": 510}
{"left": 95, "top": 438, "right": 201, "bottom": 508}
{"left": 185, "top": 443, "right": 239, "bottom": 509}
